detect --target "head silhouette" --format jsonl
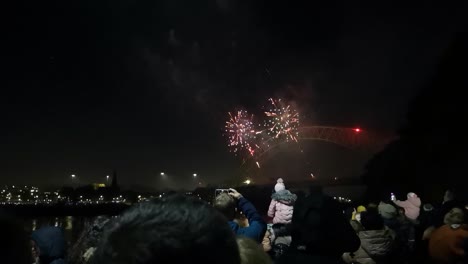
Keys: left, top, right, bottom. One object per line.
{"left": 92, "top": 194, "right": 240, "bottom": 264}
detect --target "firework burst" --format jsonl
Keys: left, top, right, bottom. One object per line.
{"left": 263, "top": 98, "right": 300, "bottom": 142}
{"left": 225, "top": 110, "right": 257, "bottom": 155}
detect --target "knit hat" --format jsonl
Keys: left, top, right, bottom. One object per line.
{"left": 357, "top": 205, "right": 367, "bottom": 213}
{"left": 274, "top": 178, "right": 285, "bottom": 192}
{"left": 378, "top": 202, "right": 397, "bottom": 219}
{"left": 351, "top": 206, "right": 367, "bottom": 220}
{"left": 423, "top": 203, "right": 434, "bottom": 212}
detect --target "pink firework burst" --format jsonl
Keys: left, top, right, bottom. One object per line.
{"left": 225, "top": 110, "right": 257, "bottom": 155}
{"left": 263, "top": 98, "right": 300, "bottom": 142}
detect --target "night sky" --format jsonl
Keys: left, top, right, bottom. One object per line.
{"left": 3, "top": 1, "right": 466, "bottom": 189}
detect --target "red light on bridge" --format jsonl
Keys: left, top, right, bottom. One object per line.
{"left": 354, "top": 128, "right": 361, "bottom": 133}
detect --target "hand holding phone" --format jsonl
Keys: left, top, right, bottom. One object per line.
{"left": 228, "top": 188, "right": 243, "bottom": 199}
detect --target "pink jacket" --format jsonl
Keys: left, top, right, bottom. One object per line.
{"left": 394, "top": 193, "right": 421, "bottom": 220}
{"left": 268, "top": 190, "right": 297, "bottom": 224}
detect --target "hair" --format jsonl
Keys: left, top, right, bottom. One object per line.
{"left": 0, "top": 210, "right": 31, "bottom": 264}
{"left": 237, "top": 236, "right": 272, "bottom": 264}
{"left": 272, "top": 224, "right": 290, "bottom": 238}
{"left": 68, "top": 216, "right": 112, "bottom": 264}
{"left": 435, "top": 201, "right": 466, "bottom": 227}
{"left": 214, "top": 192, "right": 236, "bottom": 220}
{"left": 443, "top": 207, "right": 465, "bottom": 225}
{"left": 360, "top": 210, "right": 384, "bottom": 230}
{"left": 92, "top": 194, "right": 240, "bottom": 264}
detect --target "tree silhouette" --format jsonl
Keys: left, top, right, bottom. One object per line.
{"left": 362, "top": 30, "right": 468, "bottom": 201}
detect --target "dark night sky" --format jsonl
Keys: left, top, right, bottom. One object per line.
{"left": 3, "top": 1, "right": 467, "bottom": 189}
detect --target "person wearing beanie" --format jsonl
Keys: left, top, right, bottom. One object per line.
{"left": 423, "top": 206, "right": 465, "bottom": 241}
{"left": 276, "top": 188, "right": 360, "bottom": 264}
{"left": 423, "top": 203, "right": 434, "bottom": 212}
{"left": 268, "top": 178, "right": 297, "bottom": 224}
{"left": 343, "top": 210, "right": 395, "bottom": 264}
{"left": 393, "top": 192, "right": 421, "bottom": 221}
{"left": 274, "top": 178, "right": 286, "bottom": 192}
{"left": 351, "top": 205, "right": 367, "bottom": 221}
{"left": 423, "top": 204, "right": 468, "bottom": 263}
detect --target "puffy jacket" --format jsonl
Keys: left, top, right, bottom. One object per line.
{"left": 268, "top": 190, "right": 297, "bottom": 224}
{"left": 290, "top": 191, "right": 360, "bottom": 259}
{"left": 429, "top": 224, "right": 468, "bottom": 264}
{"left": 393, "top": 194, "right": 421, "bottom": 221}
{"left": 228, "top": 197, "right": 266, "bottom": 243}
{"left": 343, "top": 229, "right": 395, "bottom": 264}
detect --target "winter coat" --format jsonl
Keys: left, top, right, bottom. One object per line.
{"left": 289, "top": 191, "right": 360, "bottom": 259}
{"left": 393, "top": 195, "right": 421, "bottom": 221}
{"left": 31, "top": 227, "right": 66, "bottom": 264}
{"left": 228, "top": 197, "right": 267, "bottom": 243}
{"left": 343, "top": 229, "right": 395, "bottom": 264}
{"left": 350, "top": 220, "right": 364, "bottom": 233}
{"left": 429, "top": 224, "right": 468, "bottom": 264}
{"left": 268, "top": 190, "right": 297, "bottom": 224}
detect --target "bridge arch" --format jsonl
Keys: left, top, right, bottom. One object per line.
{"left": 240, "top": 126, "right": 393, "bottom": 182}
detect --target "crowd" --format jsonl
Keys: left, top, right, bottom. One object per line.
{"left": 1, "top": 179, "right": 467, "bottom": 264}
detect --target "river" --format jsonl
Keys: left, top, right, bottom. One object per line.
{"left": 24, "top": 216, "right": 91, "bottom": 246}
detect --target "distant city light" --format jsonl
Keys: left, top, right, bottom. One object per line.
{"left": 160, "top": 172, "right": 165, "bottom": 176}
{"left": 244, "top": 179, "right": 251, "bottom": 185}
{"left": 71, "top": 174, "right": 76, "bottom": 178}
{"left": 354, "top": 128, "right": 361, "bottom": 133}
{"left": 193, "top": 173, "right": 197, "bottom": 177}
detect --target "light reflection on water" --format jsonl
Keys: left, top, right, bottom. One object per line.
{"left": 25, "top": 216, "right": 90, "bottom": 245}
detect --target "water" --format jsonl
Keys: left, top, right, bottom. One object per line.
{"left": 24, "top": 216, "right": 90, "bottom": 246}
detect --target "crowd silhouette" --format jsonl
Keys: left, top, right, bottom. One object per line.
{"left": 2, "top": 178, "right": 467, "bottom": 264}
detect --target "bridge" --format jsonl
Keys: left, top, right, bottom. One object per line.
{"left": 238, "top": 126, "right": 394, "bottom": 182}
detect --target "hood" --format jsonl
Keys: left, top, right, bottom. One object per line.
{"left": 408, "top": 195, "right": 421, "bottom": 207}
{"left": 272, "top": 190, "right": 297, "bottom": 204}
{"left": 378, "top": 202, "right": 397, "bottom": 219}
{"left": 31, "top": 227, "right": 66, "bottom": 260}
{"left": 359, "top": 229, "right": 394, "bottom": 258}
